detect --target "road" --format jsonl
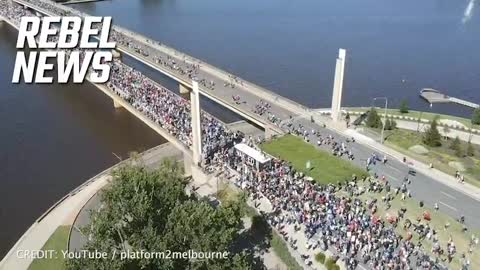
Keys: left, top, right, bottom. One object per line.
{"left": 293, "top": 115, "right": 480, "bottom": 229}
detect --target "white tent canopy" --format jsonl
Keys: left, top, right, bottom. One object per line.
{"left": 234, "top": 143, "right": 271, "bottom": 164}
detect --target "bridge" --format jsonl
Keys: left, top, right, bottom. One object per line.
{"left": 4, "top": 0, "right": 480, "bottom": 231}
{"left": 11, "top": 0, "right": 311, "bottom": 138}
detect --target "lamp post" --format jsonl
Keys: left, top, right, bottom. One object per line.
{"left": 373, "top": 97, "right": 388, "bottom": 144}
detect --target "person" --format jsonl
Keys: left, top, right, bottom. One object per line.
{"left": 383, "top": 156, "right": 388, "bottom": 164}
{"left": 403, "top": 156, "right": 407, "bottom": 163}
{"left": 434, "top": 203, "right": 439, "bottom": 211}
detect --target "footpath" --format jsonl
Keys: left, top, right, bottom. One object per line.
{"left": 0, "top": 143, "right": 182, "bottom": 270}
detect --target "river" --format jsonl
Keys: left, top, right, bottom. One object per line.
{"left": 1, "top": 0, "right": 479, "bottom": 258}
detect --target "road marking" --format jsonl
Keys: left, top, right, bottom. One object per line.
{"left": 387, "top": 164, "right": 402, "bottom": 174}
{"left": 441, "top": 191, "right": 457, "bottom": 200}
{"left": 439, "top": 201, "right": 458, "bottom": 212}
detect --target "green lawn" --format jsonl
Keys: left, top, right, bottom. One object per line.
{"left": 28, "top": 225, "right": 71, "bottom": 270}
{"left": 270, "top": 231, "right": 303, "bottom": 270}
{"left": 340, "top": 180, "right": 480, "bottom": 270}
{"left": 261, "top": 135, "right": 368, "bottom": 185}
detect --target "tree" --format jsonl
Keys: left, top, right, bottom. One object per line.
{"left": 450, "top": 136, "right": 463, "bottom": 157}
{"left": 423, "top": 117, "right": 442, "bottom": 147}
{"left": 472, "top": 108, "right": 480, "bottom": 125}
{"left": 467, "top": 141, "right": 475, "bottom": 157}
{"left": 442, "top": 125, "right": 451, "bottom": 139}
{"left": 384, "top": 118, "right": 391, "bottom": 131}
{"left": 399, "top": 100, "right": 409, "bottom": 114}
{"left": 390, "top": 118, "right": 397, "bottom": 129}
{"left": 366, "top": 107, "right": 383, "bottom": 129}
{"left": 384, "top": 117, "right": 397, "bottom": 131}
{"left": 67, "top": 161, "right": 254, "bottom": 270}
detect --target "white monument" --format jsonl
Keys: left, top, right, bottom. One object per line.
{"left": 331, "top": 49, "right": 346, "bottom": 122}
{"left": 190, "top": 80, "right": 202, "bottom": 165}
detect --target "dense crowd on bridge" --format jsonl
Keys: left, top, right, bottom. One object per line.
{"left": 0, "top": 0, "right": 35, "bottom": 25}
{"left": 2, "top": 1, "right": 477, "bottom": 269}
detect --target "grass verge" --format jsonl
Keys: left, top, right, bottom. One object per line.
{"left": 261, "top": 134, "right": 368, "bottom": 185}
{"left": 348, "top": 107, "right": 475, "bottom": 128}
{"left": 28, "top": 225, "right": 71, "bottom": 270}
{"left": 270, "top": 231, "right": 303, "bottom": 270}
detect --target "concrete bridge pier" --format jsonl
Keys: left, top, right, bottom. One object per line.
{"left": 113, "top": 99, "right": 122, "bottom": 109}
{"left": 183, "top": 154, "right": 193, "bottom": 177}
{"left": 190, "top": 81, "right": 202, "bottom": 166}
{"left": 111, "top": 49, "right": 121, "bottom": 58}
{"left": 179, "top": 83, "right": 190, "bottom": 95}
{"left": 265, "top": 127, "right": 276, "bottom": 140}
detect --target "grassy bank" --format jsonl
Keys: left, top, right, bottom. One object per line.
{"left": 261, "top": 134, "right": 368, "bottom": 185}
{"left": 28, "top": 225, "right": 70, "bottom": 270}
{"left": 347, "top": 107, "right": 476, "bottom": 128}
{"left": 364, "top": 128, "right": 480, "bottom": 187}
{"left": 270, "top": 232, "right": 303, "bottom": 270}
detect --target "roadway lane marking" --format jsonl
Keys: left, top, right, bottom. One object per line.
{"left": 439, "top": 201, "right": 458, "bottom": 212}
{"left": 386, "top": 164, "right": 403, "bottom": 174}
{"left": 440, "top": 191, "right": 457, "bottom": 200}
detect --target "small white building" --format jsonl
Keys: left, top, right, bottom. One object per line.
{"left": 234, "top": 143, "right": 272, "bottom": 170}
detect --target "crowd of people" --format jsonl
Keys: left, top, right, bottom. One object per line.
{"left": 2, "top": 1, "right": 477, "bottom": 269}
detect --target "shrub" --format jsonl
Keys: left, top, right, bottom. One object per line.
{"left": 325, "top": 257, "right": 338, "bottom": 270}
{"left": 366, "top": 107, "right": 383, "bottom": 128}
{"left": 400, "top": 100, "right": 409, "bottom": 113}
{"left": 423, "top": 117, "right": 442, "bottom": 147}
{"left": 315, "top": 252, "right": 326, "bottom": 264}
{"left": 472, "top": 108, "right": 480, "bottom": 125}
{"left": 467, "top": 142, "right": 475, "bottom": 157}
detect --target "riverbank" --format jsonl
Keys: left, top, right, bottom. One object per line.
{"left": 0, "top": 143, "right": 182, "bottom": 270}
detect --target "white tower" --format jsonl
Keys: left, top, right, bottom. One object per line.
{"left": 331, "top": 49, "right": 346, "bottom": 122}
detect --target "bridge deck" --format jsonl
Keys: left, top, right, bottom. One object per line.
{"left": 13, "top": 0, "right": 309, "bottom": 135}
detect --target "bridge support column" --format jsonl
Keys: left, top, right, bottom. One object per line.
{"left": 179, "top": 83, "right": 190, "bottom": 95}
{"left": 183, "top": 154, "right": 193, "bottom": 177}
{"left": 331, "top": 49, "right": 346, "bottom": 122}
{"left": 190, "top": 81, "right": 202, "bottom": 166}
{"left": 265, "top": 127, "right": 275, "bottom": 140}
{"left": 112, "top": 49, "right": 121, "bottom": 58}
{"left": 113, "top": 99, "right": 122, "bottom": 109}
